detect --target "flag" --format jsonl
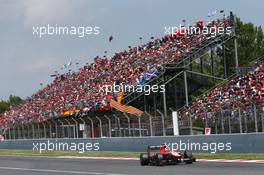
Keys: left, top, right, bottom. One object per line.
{"left": 109, "top": 99, "right": 144, "bottom": 117}
{"left": 212, "top": 10, "right": 217, "bottom": 16}
{"left": 62, "top": 59, "right": 72, "bottom": 69}
{"left": 145, "top": 68, "right": 158, "bottom": 80}
{"left": 67, "top": 59, "right": 72, "bottom": 67}
{"left": 208, "top": 10, "right": 217, "bottom": 17}
{"left": 109, "top": 35, "right": 113, "bottom": 42}
{"left": 107, "top": 92, "right": 144, "bottom": 117}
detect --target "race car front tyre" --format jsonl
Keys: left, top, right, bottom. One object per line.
{"left": 140, "top": 153, "right": 149, "bottom": 166}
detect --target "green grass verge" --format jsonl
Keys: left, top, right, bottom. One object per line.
{"left": 0, "top": 150, "right": 264, "bottom": 160}
{"left": 0, "top": 150, "right": 139, "bottom": 158}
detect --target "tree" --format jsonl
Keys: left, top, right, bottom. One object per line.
{"left": 9, "top": 95, "right": 22, "bottom": 107}
{"left": 193, "top": 118, "right": 204, "bottom": 128}
{"left": 0, "top": 101, "right": 9, "bottom": 114}
{"left": 225, "top": 18, "right": 264, "bottom": 71}
{"left": 0, "top": 95, "right": 22, "bottom": 114}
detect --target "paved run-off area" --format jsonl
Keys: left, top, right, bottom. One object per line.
{"left": 0, "top": 155, "right": 264, "bottom": 175}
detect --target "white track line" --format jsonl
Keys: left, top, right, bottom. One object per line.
{"left": 57, "top": 156, "right": 138, "bottom": 160}
{"left": 58, "top": 156, "right": 264, "bottom": 164}
{"left": 197, "top": 159, "right": 264, "bottom": 164}
{"left": 1, "top": 154, "right": 264, "bottom": 164}
{"left": 0, "top": 166, "right": 128, "bottom": 175}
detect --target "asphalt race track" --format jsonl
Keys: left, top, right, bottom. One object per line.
{"left": 0, "top": 155, "right": 263, "bottom": 175}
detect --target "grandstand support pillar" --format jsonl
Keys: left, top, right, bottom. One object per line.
{"left": 214, "top": 118, "right": 218, "bottom": 134}
{"left": 228, "top": 114, "right": 231, "bottom": 134}
{"left": 104, "top": 115, "right": 112, "bottom": 138}
{"left": 17, "top": 126, "right": 21, "bottom": 139}
{"left": 143, "top": 95, "right": 147, "bottom": 112}
{"left": 32, "top": 124, "right": 35, "bottom": 139}
{"left": 173, "top": 78, "right": 177, "bottom": 109}
{"left": 42, "top": 122, "right": 46, "bottom": 139}
{"left": 184, "top": 71, "right": 192, "bottom": 135}
{"left": 253, "top": 105, "right": 258, "bottom": 133}
{"left": 145, "top": 111, "right": 153, "bottom": 137}
{"left": 221, "top": 111, "right": 224, "bottom": 134}
{"left": 22, "top": 125, "right": 25, "bottom": 139}
{"left": 17, "top": 125, "right": 23, "bottom": 139}
{"left": 79, "top": 118, "right": 87, "bottom": 138}
{"left": 87, "top": 116, "right": 94, "bottom": 138}
{"left": 26, "top": 124, "right": 30, "bottom": 139}
{"left": 9, "top": 128, "right": 12, "bottom": 140}
{"left": 262, "top": 107, "right": 264, "bottom": 132}
{"left": 238, "top": 108, "right": 243, "bottom": 133}
{"left": 37, "top": 123, "right": 40, "bottom": 139}
{"left": 189, "top": 114, "right": 193, "bottom": 135}
{"left": 153, "top": 93, "right": 157, "bottom": 118}
{"left": 190, "top": 57, "right": 193, "bottom": 75}
{"left": 200, "top": 57, "right": 204, "bottom": 82}
{"left": 113, "top": 114, "right": 121, "bottom": 137}
{"left": 21, "top": 125, "right": 24, "bottom": 139}
{"left": 138, "top": 116, "right": 142, "bottom": 137}
{"left": 8, "top": 126, "right": 12, "bottom": 140}
{"left": 13, "top": 127, "right": 16, "bottom": 140}
{"left": 3, "top": 129, "right": 7, "bottom": 140}
{"left": 157, "top": 109, "right": 166, "bottom": 136}
{"left": 222, "top": 43, "right": 227, "bottom": 79}
{"left": 65, "top": 119, "right": 72, "bottom": 138}
{"left": 210, "top": 47, "right": 214, "bottom": 80}
{"left": 123, "top": 114, "right": 131, "bottom": 137}
{"left": 58, "top": 120, "right": 65, "bottom": 138}
{"left": 95, "top": 116, "right": 103, "bottom": 138}
{"left": 234, "top": 19, "right": 239, "bottom": 75}
{"left": 20, "top": 125, "right": 24, "bottom": 139}
{"left": 162, "top": 75, "right": 168, "bottom": 119}
{"left": 51, "top": 120, "right": 58, "bottom": 138}
{"left": 72, "top": 118, "right": 79, "bottom": 139}
{"left": 48, "top": 122, "right": 52, "bottom": 138}
{"left": 205, "top": 113, "right": 209, "bottom": 128}
{"left": 183, "top": 71, "right": 189, "bottom": 106}
{"left": 244, "top": 112, "right": 248, "bottom": 133}
{"left": 8, "top": 128, "right": 11, "bottom": 140}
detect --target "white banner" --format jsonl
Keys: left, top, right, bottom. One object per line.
{"left": 172, "top": 111, "right": 179, "bottom": 136}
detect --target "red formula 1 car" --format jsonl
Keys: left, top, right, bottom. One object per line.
{"left": 140, "top": 144, "right": 196, "bottom": 166}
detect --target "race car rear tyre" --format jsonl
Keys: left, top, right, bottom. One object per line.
{"left": 140, "top": 153, "right": 149, "bottom": 166}
{"left": 155, "top": 154, "right": 163, "bottom": 166}
{"left": 184, "top": 151, "right": 193, "bottom": 158}
{"left": 184, "top": 151, "right": 194, "bottom": 164}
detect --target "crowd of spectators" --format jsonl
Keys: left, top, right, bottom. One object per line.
{"left": 0, "top": 17, "right": 232, "bottom": 128}
{"left": 180, "top": 61, "right": 264, "bottom": 119}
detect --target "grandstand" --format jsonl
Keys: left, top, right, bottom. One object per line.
{"left": 0, "top": 12, "right": 263, "bottom": 139}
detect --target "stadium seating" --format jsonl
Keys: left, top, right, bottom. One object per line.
{"left": 180, "top": 61, "right": 264, "bottom": 119}
{"left": 0, "top": 17, "right": 232, "bottom": 128}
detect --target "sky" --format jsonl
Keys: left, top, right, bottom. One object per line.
{"left": 0, "top": 0, "right": 263, "bottom": 100}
